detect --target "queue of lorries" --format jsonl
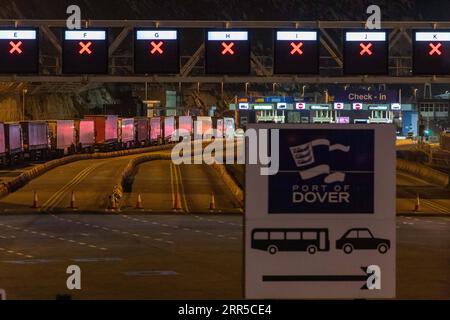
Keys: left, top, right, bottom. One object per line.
{"left": 0, "top": 115, "right": 235, "bottom": 165}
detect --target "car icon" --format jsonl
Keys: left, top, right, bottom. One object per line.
{"left": 336, "top": 228, "right": 390, "bottom": 254}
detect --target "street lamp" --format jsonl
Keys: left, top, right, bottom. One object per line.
{"left": 245, "top": 82, "right": 249, "bottom": 96}
{"left": 301, "top": 85, "right": 307, "bottom": 97}
{"left": 22, "top": 88, "right": 28, "bottom": 121}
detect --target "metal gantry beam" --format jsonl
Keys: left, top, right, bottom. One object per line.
{"left": 180, "top": 44, "right": 204, "bottom": 77}
{"left": 1, "top": 75, "right": 450, "bottom": 84}
{"left": 0, "top": 20, "right": 450, "bottom": 87}
{"left": 319, "top": 28, "right": 343, "bottom": 68}
{"left": 109, "top": 26, "right": 131, "bottom": 57}
{"left": 4, "top": 19, "right": 450, "bottom": 28}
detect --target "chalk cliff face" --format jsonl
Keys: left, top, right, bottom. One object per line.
{"left": 0, "top": 88, "right": 116, "bottom": 122}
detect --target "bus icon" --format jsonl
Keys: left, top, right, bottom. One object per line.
{"left": 251, "top": 228, "right": 330, "bottom": 254}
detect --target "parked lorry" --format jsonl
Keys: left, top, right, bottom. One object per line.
{"left": 0, "top": 123, "right": 6, "bottom": 164}
{"left": 47, "top": 120, "right": 76, "bottom": 156}
{"left": 75, "top": 119, "right": 95, "bottom": 152}
{"left": 163, "top": 116, "right": 175, "bottom": 143}
{"left": 149, "top": 117, "right": 162, "bottom": 144}
{"left": 223, "top": 117, "right": 236, "bottom": 139}
{"left": 134, "top": 117, "right": 148, "bottom": 146}
{"left": 176, "top": 116, "right": 193, "bottom": 141}
{"left": 4, "top": 122, "right": 23, "bottom": 164}
{"left": 20, "top": 121, "right": 50, "bottom": 160}
{"left": 119, "top": 117, "right": 135, "bottom": 148}
{"left": 216, "top": 118, "right": 224, "bottom": 137}
{"left": 84, "top": 115, "right": 118, "bottom": 150}
{"left": 194, "top": 116, "right": 213, "bottom": 140}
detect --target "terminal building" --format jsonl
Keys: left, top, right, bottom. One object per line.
{"left": 230, "top": 94, "right": 415, "bottom": 136}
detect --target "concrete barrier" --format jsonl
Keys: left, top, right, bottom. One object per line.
{"left": 211, "top": 163, "right": 244, "bottom": 207}
{"left": 112, "top": 153, "right": 244, "bottom": 210}
{"left": 1, "top": 144, "right": 176, "bottom": 199}
{"left": 111, "top": 153, "right": 172, "bottom": 208}
{"left": 397, "top": 158, "right": 449, "bottom": 187}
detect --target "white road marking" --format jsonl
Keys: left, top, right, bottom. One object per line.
{"left": 0, "top": 222, "right": 106, "bottom": 251}
{"left": 0, "top": 247, "right": 34, "bottom": 259}
{"left": 72, "top": 257, "right": 122, "bottom": 262}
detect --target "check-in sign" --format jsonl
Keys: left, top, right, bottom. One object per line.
{"left": 245, "top": 124, "right": 396, "bottom": 299}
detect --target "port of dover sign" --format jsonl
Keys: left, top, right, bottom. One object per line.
{"left": 245, "top": 124, "right": 396, "bottom": 299}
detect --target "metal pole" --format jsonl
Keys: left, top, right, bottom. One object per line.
{"left": 22, "top": 91, "right": 25, "bottom": 121}
{"left": 22, "top": 89, "right": 27, "bottom": 121}
{"left": 145, "top": 81, "right": 148, "bottom": 100}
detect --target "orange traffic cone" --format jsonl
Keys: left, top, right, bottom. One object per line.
{"left": 413, "top": 194, "right": 420, "bottom": 212}
{"left": 136, "top": 193, "right": 143, "bottom": 209}
{"left": 69, "top": 191, "right": 77, "bottom": 209}
{"left": 209, "top": 192, "right": 216, "bottom": 211}
{"left": 173, "top": 193, "right": 182, "bottom": 210}
{"left": 31, "top": 191, "right": 39, "bottom": 209}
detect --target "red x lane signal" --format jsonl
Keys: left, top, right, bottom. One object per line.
{"left": 359, "top": 42, "right": 373, "bottom": 56}
{"left": 290, "top": 42, "right": 303, "bottom": 55}
{"left": 429, "top": 42, "right": 442, "bottom": 56}
{"left": 79, "top": 41, "right": 92, "bottom": 55}
{"left": 150, "top": 41, "right": 163, "bottom": 54}
{"left": 9, "top": 41, "right": 23, "bottom": 54}
{"left": 221, "top": 42, "right": 235, "bottom": 55}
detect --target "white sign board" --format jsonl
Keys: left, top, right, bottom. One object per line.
{"left": 276, "top": 102, "right": 287, "bottom": 110}
{"left": 391, "top": 103, "right": 401, "bottom": 110}
{"left": 295, "top": 102, "right": 306, "bottom": 110}
{"left": 245, "top": 124, "right": 396, "bottom": 299}
{"left": 334, "top": 102, "right": 345, "bottom": 110}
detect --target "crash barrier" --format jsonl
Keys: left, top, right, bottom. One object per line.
{"left": 396, "top": 149, "right": 429, "bottom": 163}
{"left": 440, "top": 134, "right": 450, "bottom": 152}
{"left": 210, "top": 163, "right": 244, "bottom": 207}
{"left": 112, "top": 146, "right": 245, "bottom": 211}
{"left": 0, "top": 144, "right": 176, "bottom": 199}
{"left": 110, "top": 141, "right": 211, "bottom": 209}
{"left": 397, "top": 158, "right": 449, "bottom": 188}
{"left": 111, "top": 153, "right": 172, "bottom": 209}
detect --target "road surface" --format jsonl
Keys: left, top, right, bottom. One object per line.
{"left": 0, "top": 214, "right": 448, "bottom": 299}
{"left": 121, "top": 160, "right": 242, "bottom": 213}
{"left": 0, "top": 156, "right": 140, "bottom": 213}
{"left": 396, "top": 170, "right": 450, "bottom": 214}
